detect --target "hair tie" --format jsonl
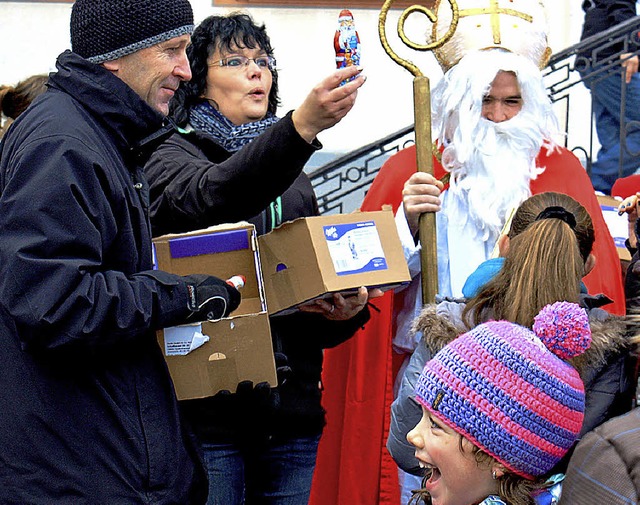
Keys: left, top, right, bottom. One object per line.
{"left": 535, "top": 206, "right": 576, "bottom": 229}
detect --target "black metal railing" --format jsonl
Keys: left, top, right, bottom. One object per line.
{"left": 306, "top": 125, "right": 415, "bottom": 215}
{"left": 544, "top": 15, "right": 640, "bottom": 174}
{"left": 310, "top": 16, "right": 640, "bottom": 214}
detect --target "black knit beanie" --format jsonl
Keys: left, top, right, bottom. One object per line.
{"left": 71, "top": 0, "right": 194, "bottom": 64}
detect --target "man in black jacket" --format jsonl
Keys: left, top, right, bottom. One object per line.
{"left": 0, "top": 0, "right": 241, "bottom": 503}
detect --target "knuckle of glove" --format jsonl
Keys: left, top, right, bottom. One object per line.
{"left": 183, "top": 274, "right": 240, "bottom": 322}
{"left": 273, "top": 352, "right": 289, "bottom": 367}
{"left": 235, "top": 380, "right": 254, "bottom": 397}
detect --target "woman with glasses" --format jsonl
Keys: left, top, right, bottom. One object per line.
{"left": 145, "top": 12, "right": 375, "bottom": 505}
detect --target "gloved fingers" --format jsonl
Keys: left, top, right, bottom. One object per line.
{"left": 273, "top": 352, "right": 288, "bottom": 367}
{"left": 197, "top": 295, "right": 228, "bottom": 320}
{"left": 254, "top": 381, "right": 275, "bottom": 400}
{"left": 235, "top": 380, "right": 255, "bottom": 396}
{"left": 276, "top": 365, "right": 292, "bottom": 386}
{"left": 182, "top": 274, "right": 241, "bottom": 319}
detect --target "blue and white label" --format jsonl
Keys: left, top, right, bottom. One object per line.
{"left": 323, "top": 221, "right": 387, "bottom": 275}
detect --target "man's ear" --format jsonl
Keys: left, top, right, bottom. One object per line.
{"left": 584, "top": 253, "right": 597, "bottom": 276}
{"left": 497, "top": 235, "right": 510, "bottom": 257}
{"left": 101, "top": 60, "right": 120, "bottom": 72}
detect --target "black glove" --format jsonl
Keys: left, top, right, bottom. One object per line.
{"left": 182, "top": 274, "right": 241, "bottom": 323}
{"left": 274, "top": 352, "right": 292, "bottom": 386}
{"left": 236, "top": 380, "right": 281, "bottom": 423}
{"left": 236, "top": 380, "right": 276, "bottom": 406}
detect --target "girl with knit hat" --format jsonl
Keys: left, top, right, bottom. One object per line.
{"left": 388, "top": 192, "right": 635, "bottom": 489}
{"left": 407, "top": 301, "right": 590, "bottom": 505}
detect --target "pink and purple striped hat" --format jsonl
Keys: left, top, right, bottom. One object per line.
{"left": 414, "top": 301, "right": 591, "bottom": 479}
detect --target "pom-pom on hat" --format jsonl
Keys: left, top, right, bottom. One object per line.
{"left": 71, "top": 0, "right": 194, "bottom": 64}
{"left": 414, "top": 301, "right": 590, "bottom": 479}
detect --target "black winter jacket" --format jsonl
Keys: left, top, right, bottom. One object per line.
{"left": 0, "top": 51, "right": 207, "bottom": 504}
{"left": 145, "top": 124, "right": 370, "bottom": 441}
{"left": 146, "top": 112, "right": 319, "bottom": 238}
{"left": 580, "top": 0, "right": 638, "bottom": 62}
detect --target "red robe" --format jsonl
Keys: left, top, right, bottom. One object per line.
{"left": 309, "top": 144, "right": 625, "bottom": 505}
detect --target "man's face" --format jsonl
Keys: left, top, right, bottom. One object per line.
{"left": 107, "top": 34, "right": 192, "bottom": 116}
{"left": 481, "top": 71, "right": 523, "bottom": 123}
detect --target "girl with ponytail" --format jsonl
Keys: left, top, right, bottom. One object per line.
{"left": 463, "top": 191, "right": 595, "bottom": 328}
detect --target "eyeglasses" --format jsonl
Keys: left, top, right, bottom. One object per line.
{"left": 208, "top": 56, "right": 276, "bottom": 71}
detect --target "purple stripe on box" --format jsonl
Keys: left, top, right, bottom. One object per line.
{"left": 169, "top": 229, "right": 249, "bottom": 258}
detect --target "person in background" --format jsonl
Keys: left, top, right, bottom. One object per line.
{"left": 0, "top": 0, "right": 242, "bottom": 503}
{"left": 560, "top": 406, "right": 640, "bottom": 505}
{"left": 144, "top": 12, "right": 377, "bottom": 505}
{"left": 408, "top": 302, "right": 591, "bottom": 505}
{"left": 0, "top": 73, "right": 47, "bottom": 139}
{"left": 578, "top": 0, "right": 640, "bottom": 194}
{"left": 388, "top": 192, "right": 635, "bottom": 486}
{"left": 616, "top": 192, "right": 640, "bottom": 314}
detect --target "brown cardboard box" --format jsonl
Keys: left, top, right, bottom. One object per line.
{"left": 258, "top": 209, "right": 411, "bottom": 316}
{"left": 153, "top": 223, "right": 277, "bottom": 400}
{"left": 597, "top": 195, "right": 631, "bottom": 262}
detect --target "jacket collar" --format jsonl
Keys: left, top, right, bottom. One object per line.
{"left": 48, "top": 51, "right": 171, "bottom": 157}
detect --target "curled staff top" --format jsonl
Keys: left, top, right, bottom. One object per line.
{"left": 378, "top": 0, "right": 459, "bottom": 77}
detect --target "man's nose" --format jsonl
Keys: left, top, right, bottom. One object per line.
{"left": 484, "top": 102, "right": 509, "bottom": 123}
{"left": 175, "top": 53, "right": 192, "bottom": 82}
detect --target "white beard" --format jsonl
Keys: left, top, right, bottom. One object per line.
{"left": 441, "top": 111, "right": 547, "bottom": 240}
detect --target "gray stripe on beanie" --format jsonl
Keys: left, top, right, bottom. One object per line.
{"left": 87, "top": 24, "right": 194, "bottom": 63}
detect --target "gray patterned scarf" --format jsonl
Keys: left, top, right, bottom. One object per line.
{"left": 189, "top": 100, "right": 279, "bottom": 152}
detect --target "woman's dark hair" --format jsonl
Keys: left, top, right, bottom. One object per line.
{"left": 170, "top": 12, "right": 280, "bottom": 126}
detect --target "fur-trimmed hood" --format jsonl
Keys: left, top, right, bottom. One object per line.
{"left": 411, "top": 300, "right": 632, "bottom": 382}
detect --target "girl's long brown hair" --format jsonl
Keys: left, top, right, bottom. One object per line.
{"left": 463, "top": 192, "right": 594, "bottom": 329}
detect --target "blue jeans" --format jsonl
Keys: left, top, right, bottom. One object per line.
{"left": 202, "top": 435, "right": 321, "bottom": 505}
{"left": 584, "top": 70, "right": 640, "bottom": 193}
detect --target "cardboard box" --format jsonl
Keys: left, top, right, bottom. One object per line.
{"left": 597, "top": 195, "right": 632, "bottom": 262}
{"left": 258, "top": 209, "right": 411, "bottom": 316}
{"left": 153, "top": 223, "right": 277, "bottom": 400}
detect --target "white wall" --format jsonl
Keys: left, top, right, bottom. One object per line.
{"left": 0, "top": 1, "right": 586, "bottom": 154}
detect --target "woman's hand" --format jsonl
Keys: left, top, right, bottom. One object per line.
{"left": 299, "top": 286, "right": 383, "bottom": 320}
{"left": 291, "top": 65, "right": 366, "bottom": 143}
{"left": 402, "top": 172, "right": 444, "bottom": 236}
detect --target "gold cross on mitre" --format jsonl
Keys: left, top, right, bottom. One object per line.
{"left": 460, "top": 0, "right": 533, "bottom": 45}
{"left": 431, "top": 0, "right": 551, "bottom": 72}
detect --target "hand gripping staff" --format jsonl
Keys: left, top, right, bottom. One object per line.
{"left": 378, "top": 0, "right": 459, "bottom": 303}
